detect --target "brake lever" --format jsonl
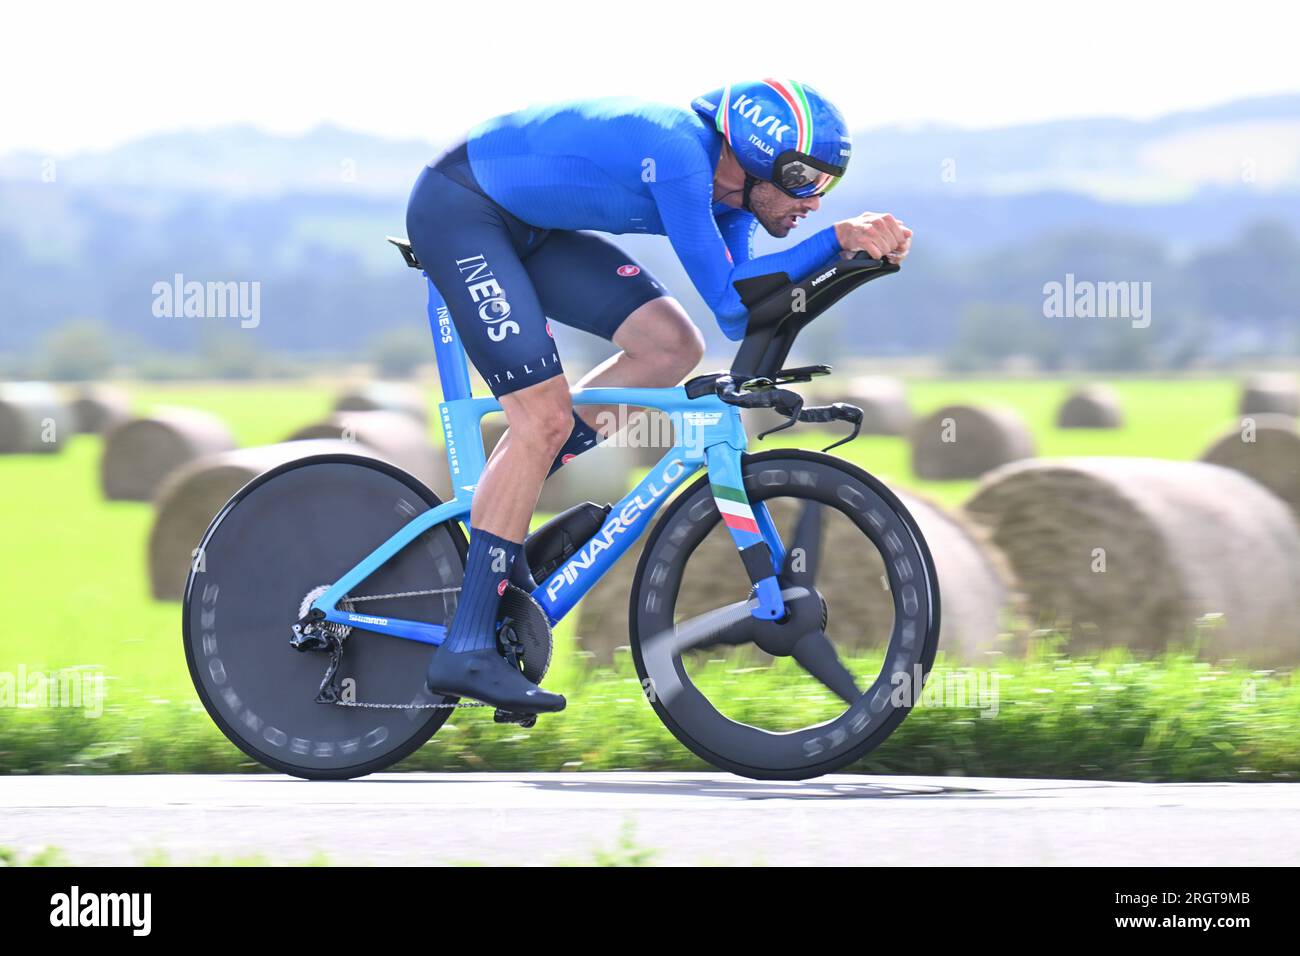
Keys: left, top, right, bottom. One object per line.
{"left": 717, "top": 377, "right": 863, "bottom": 449}
{"left": 755, "top": 390, "right": 805, "bottom": 440}
{"left": 794, "top": 402, "right": 864, "bottom": 451}
{"left": 714, "top": 377, "right": 806, "bottom": 440}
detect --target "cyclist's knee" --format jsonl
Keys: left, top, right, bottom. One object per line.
{"left": 619, "top": 298, "right": 705, "bottom": 380}
{"left": 652, "top": 313, "right": 705, "bottom": 381}
{"left": 667, "top": 317, "right": 707, "bottom": 374}
{"left": 501, "top": 377, "right": 573, "bottom": 454}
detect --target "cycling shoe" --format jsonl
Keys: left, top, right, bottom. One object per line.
{"left": 425, "top": 646, "right": 566, "bottom": 714}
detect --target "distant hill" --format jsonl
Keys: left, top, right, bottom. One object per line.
{"left": 856, "top": 92, "right": 1300, "bottom": 201}
{"left": 0, "top": 123, "right": 445, "bottom": 198}
{"left": 3, "top": 93, "right": 1297, "bottom": 201}
{"left": 2, "top": 94, "right": 1298, "bottom": 362}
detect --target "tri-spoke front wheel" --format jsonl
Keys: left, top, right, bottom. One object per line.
{"left": 629, "top": 449, "right": 940, "bottom": 780}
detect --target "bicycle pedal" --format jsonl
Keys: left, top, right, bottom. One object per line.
{"left": 493, "top": 709, "right": 538, "bottom": 728}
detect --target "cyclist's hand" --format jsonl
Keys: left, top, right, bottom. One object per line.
{"left": 885, "top": 230, "right": 911, "bottom": 264}
{"left": 834, "top": 213, "right": 912, "bottom": 263}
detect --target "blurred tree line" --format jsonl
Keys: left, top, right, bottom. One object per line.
{"left": 3, "top": 218, "right": 1298, "bottom": 381}
{"left": 940, "top": 220, "right": 1300, "bottom": 372}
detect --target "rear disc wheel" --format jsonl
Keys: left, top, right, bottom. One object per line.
{"left": 182, "top": 454, "right": 467, "bottom": 780}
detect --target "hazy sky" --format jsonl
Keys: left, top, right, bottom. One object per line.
{"left": 5, "top": 0, "right": 1297, "bottom": 154}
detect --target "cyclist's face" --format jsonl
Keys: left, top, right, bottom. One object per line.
{"left": 748, "top": 181, "right": 821, "bottom": 238}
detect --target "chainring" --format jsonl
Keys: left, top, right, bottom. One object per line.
{"left": 497, "top": 584, "right": 553, "bottom": 684}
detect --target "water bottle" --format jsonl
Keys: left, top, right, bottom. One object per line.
{"left": 523, "top": 501, "right": 612, "bottom": 581}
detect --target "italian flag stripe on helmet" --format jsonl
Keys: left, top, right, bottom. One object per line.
{"left": 716, "top": 84, "right": 732, "bottom": 139}
{"left": 762, "top": 78, "right": 813, "bottom": 154}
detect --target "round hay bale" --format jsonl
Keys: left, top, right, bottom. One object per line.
{"left": 843, "top": 376, "right": 914, "bottom": 436}
{"left": 910, "top": 404, "right": 1036, "bottom": 480}
{"left": 334, "top": 382, "right": 429, "bottom": 423}
{"left": 147, "top": 440, "right": 387, "bottom": 601}
{"left": 894, "top": 490, "right": 1018, "bottom": 661}
{"left": 1201, "top": 414, "right": 1300, "bottom": 525}
{"left": 1239, "top": 373, "right": 1299, "bottom": 418}
{"left": 1056, "top": 384, "right": 1124, "bottom": 429}
{"left": 286, "top": 410, "right": 441, "bottom": 492}
{"left": 965, "top": 457, "right": 1300, "bottom": 666}
{"left": 574, "top": 487, "right": 1018, "bottom": 667}
{"left": 100, "top": 407, "right": 236, "bottom": 501}
{"left": 0, "top": 382, "right": 71, "bottom": 453}
{"left": 70, "top": 384, "right": 132, "bottom": 434}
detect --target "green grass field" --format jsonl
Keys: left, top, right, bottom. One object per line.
{"left": 4, "top": 376, "right": 1294, "bottom": 779}
{"left": 810, "top": 377, "right": 1243, "bottom": 506}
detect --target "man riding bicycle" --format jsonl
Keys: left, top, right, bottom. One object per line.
{"left": 407, "top": 79, "right": 912, "bottom": 716}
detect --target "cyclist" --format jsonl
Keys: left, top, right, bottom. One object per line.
{"left": 408, "top": 79, "right": 912, "bottom": 715}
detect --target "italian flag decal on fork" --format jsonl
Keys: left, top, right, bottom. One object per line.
{"left": 713, "top": 484, "right": 760, "bottom": 534}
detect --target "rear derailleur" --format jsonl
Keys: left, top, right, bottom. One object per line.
{"left": 290, "top": 608, "right": 351, "bottom": 705}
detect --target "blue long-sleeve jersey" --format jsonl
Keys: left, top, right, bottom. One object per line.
{"left": 465, "top": 97, "right": 842, "bottom": 341}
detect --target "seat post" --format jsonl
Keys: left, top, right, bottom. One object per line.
{"left": 424, "top": 276, "right": 473, "bottom": 401}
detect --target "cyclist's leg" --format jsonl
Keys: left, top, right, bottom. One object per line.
{"left": 524, "top": 230, "right": 705, "bottom": 455}
{"left": 405, "top": 164, "right": 568, "bottom": 712}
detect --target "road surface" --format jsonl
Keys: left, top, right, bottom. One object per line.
{"left": 3, "top": 773, "right": 1298, "bottom": 865}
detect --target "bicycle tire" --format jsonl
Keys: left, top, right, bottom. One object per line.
{"left": 628, "top": 448, "right": 941, "bottom": 780}
{"left": 182, "top": 453, "right": 468, "bottom": 780}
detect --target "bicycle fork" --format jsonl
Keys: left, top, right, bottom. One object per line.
{"left": 704, "top": 443, "right": 787, "bottom": 621}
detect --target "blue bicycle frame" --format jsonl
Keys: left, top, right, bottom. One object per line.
{"left": 310, "top": 277, "right": 789, "bottom": 645}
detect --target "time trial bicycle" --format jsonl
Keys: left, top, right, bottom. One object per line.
{"left": 182, "top": 239, "right": 940, "bottom": 781}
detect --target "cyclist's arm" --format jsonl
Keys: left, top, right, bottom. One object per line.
{"left": 715, "top": 208, "right": 758, "bottom": 266}
{"left": 650, "top": 171, "right": 841, "bottom": 341}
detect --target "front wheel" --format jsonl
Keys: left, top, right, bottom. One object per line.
{"left": 629, "top": 449, "right": 941, "bottom": 780}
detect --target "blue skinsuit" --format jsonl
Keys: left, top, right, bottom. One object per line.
{"left": 405, "top": 97, "right": 841, "bottom": 396}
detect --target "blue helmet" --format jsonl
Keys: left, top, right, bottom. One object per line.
{"left": 692, "top": 79, "right": 852, "bottom": 197}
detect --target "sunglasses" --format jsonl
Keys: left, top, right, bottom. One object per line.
{"left": 773, "top": 150, "right": 845, "bottom": 199}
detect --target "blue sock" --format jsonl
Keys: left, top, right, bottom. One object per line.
{"left": 445, "top": 528, "right": 522, "bottom": 653}
{"left": 547, "top": 411, "right": 601, "bottom": 476}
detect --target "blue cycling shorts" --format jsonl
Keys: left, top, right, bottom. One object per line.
{"left": 405, "top": 143, "right": 669, "bottom": 397}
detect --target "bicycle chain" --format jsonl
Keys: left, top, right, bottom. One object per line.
{"left": 331, "top": 699, "right": 486, "bottom": 710}
{"left": 344, "top": 587, "right": 459, "bottom": 603}
{"left": 312, "top": 585, "right": 492, "bottom": 711}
